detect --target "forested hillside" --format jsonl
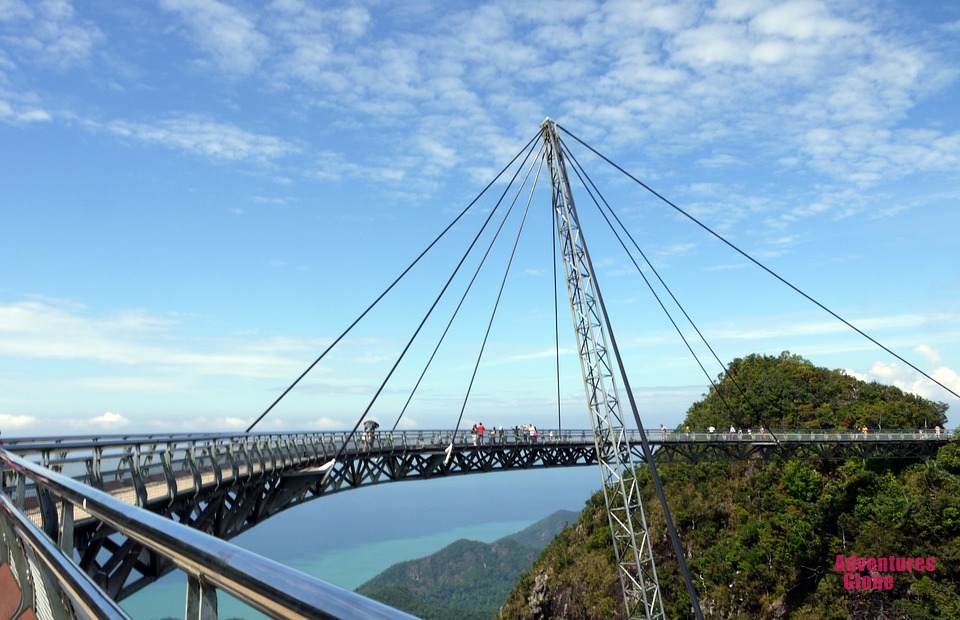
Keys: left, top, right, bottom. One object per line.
{"left": 355, "top": 510, "right": 577, "bottom": 619}
{"left": 501, "top": 352, "right": 959, "bottom": 619}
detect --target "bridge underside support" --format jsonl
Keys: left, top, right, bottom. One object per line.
{"left": 55, "top": 440, "right": 599, "bottom": 600}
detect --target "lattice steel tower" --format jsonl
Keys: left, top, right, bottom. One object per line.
{"left": 542, "top": 118, "right": 665, "bottom": 620}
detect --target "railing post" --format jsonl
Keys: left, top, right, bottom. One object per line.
{"left": 161, "top": 445, "right": 177, "bottom": 504}
{"left": 187, "top": 444, "right": 202, "bottom": 495}
{"left": 225, "top": 444, "right": 239, "bottom": 482}
{"left": 210, "top": 445, "right": 223, "bottom": 488}
{"left": 252, "top": 442, "right": 266, "bottom": 477}
{"left": 86, "top": 446, "right": 104, "bottom": 490}
{"left": 13, "top": 473, "right": 26, "bottom": 511}
{"left": 37, "top": 487, "right": 59, "bottom": 541}
{"left": 132, "top": 443, "right": 148, "bottom": 507}
{"left": 238, "top": 442, "right": 253, "bottom": 478}
{"left": 58, "top": 499, "right": 74, "bottom": 556}
{"left": 185, "top": 574, "right": 219, "bottom": 620}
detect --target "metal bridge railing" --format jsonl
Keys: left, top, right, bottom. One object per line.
{"left": 651, "top": 428, "right": 951, "bottom": 442}
{"left": 0, "top": 448, "right": 417, "bottom": 620}
{"left": 0, "top": 428, "right": 949, "bottom": 497}
{"left": 1, "top": 488, "right": 129, "bottom": 619}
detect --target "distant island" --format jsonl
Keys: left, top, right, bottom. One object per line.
{"left": 356, "top": 509, "right": 578, "bottom": 619}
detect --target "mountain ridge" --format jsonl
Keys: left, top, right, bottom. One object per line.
{"left": 355, "top": 509, "right": 579, "bottom": 620}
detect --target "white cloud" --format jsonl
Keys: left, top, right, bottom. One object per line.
{"left": 265, "top": 2, "right": 371, "bottom": 88}
{"left": 863, "top": 359, "right": 960, "bottom": 406}
{"left": 214, "top": 416, "right": 250, "bottom": 430}
{"left": 90, "top": 411, "right": 129, "bottom": 426}
{"left": 5, "top": 0, "right": 955, "bottom": 212}
{"left": 0, "top": 0, "right": 103, "bottom": 69}
{"left": 0, "top": 413, "right": 36, "bottom": 430}
{"left": 0, "top": 298, "right": 308, "bottom": 379}
{"left": 915, "top": 344, "right": 942, "bottom": 366}
{"left": 0, "top": 98, "right": 52, "bottom": 124}
{"left": 750, "top": 0, "right": 861, "bottom": 42}
{"left": 160, "top": 0, "right": 269, "bottom": 75}
{"left": 310, "top": 416, "right": 348, "bottom": 430}
{"left": 101, "top": 115, "right": 298, "bottom": 162}
{"left": 0, "top": 0, "right": 33, "bottom": 21}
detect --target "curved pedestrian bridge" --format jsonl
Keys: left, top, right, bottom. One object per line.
{"left": 0, "top": 428, "right": 950, "bottom": 619}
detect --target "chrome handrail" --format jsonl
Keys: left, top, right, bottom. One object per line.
{"left": 0, "top": 490, "right": 130, "bottom": 619}
{"left": 0, "top": 449, "right": 416, "bottom": 620}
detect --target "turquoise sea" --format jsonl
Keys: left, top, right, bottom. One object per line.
{"left": 121, "top": 467, "right": 600, "bottom": 619}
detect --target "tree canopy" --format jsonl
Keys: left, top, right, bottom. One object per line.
{"left": 501, "top": 353, "right": 958, "bottom": 619}
{"left": 685, "top": 351, "right": 948, "bottom": 432}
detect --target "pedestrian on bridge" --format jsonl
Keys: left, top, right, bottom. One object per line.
{"left": 477, "top": 422, "right": 485, "bottom": 445}
{"left": 362, "top": 420, "right": 379, "bottom": 450}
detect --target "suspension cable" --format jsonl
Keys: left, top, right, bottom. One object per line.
{"left": 559, "top": 139, "right": 772, "bottom": 437}
{"left": 557, "top": 124, "right": 960, "bottom": 403}
{"left": 326, "top": 138, "right": 544, "bottom": 464}
{"left": 246, "top": 132, "right": 541, "bottom": 432}
{"left": 389, "top": 139, "right": 547, "bottom": 432}
{"left": 553, "top": 191, "right": 563, "bottom": 431}
{"left": 453, "top": 151, "right": 546, "bottom": 436}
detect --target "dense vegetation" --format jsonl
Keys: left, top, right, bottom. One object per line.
{"left": 501, "top": 352, "right": 959, "bottom": 619}
{"left": 355, "top": 510, "right": 577, "bottom": 619}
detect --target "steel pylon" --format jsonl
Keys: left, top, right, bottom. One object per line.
{"left": 541, "top": 118, "right": 665, "bottom": 620}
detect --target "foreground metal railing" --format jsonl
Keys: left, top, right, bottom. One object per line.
{"left": 0, "top": 448, "right": 416, "bottom": 620}
{"left": 1, "top": 488, "right": 129, "bottom": 619}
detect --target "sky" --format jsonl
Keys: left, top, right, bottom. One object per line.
{"left": 2, "top": 0, "right": 959, "bottom": 438}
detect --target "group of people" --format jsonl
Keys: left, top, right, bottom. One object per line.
{"left": 671, "top": 425, "right": 767, "bottom": 439}
{"left": 671, "top": 424, "right": 946, "bottom": 439}
{"left": 470, "top": 423, "right": 541, "bottom": 445}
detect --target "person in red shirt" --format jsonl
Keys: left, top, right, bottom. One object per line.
{"left": 477, "top": 422, "right": 485, "bottom": 445}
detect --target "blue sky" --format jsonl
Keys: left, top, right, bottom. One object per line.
{"left": 1, "top": 0, "right": 959, "bottom": 437}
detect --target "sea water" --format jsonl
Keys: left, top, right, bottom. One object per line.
{"left": 121, "top": 467, "right": 600, "bottom": 619}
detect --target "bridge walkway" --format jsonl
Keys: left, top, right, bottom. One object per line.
{"left": 0, "top": 428, "right": 950, "bottom": 619}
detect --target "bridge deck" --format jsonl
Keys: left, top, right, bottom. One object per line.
{"left": 5, "top": 428, "right": 948, "bottom": 529}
